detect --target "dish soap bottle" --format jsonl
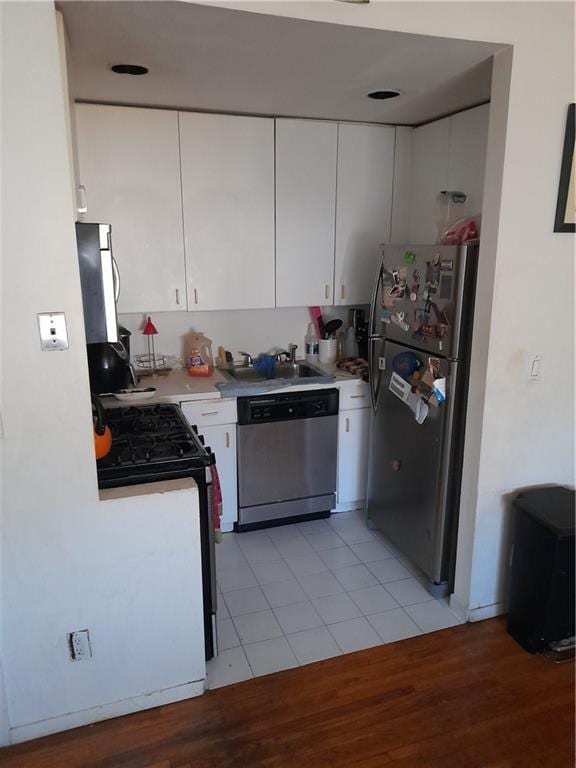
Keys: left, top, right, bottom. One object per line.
{"left": 187, "top": 332, "right": 214, "bottom": 377}
{"left": 305, "top": 323, "right": 319, "bottom": 362}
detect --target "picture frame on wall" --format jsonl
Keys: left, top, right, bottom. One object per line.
{"left": 554, "top": 103, "right": 575, "bottom": 232}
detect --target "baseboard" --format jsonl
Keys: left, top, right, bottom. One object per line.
{"left": 10, "top": 678, "right": 205, "bottom": 745}
{"left": 448, "top": 594, "right": 469, "bottom": 623}
{"left": 468, "top": 602, "right": 507, "bottom": 622}
{"left": 333, "top": 500, "right": 365, "bottom": 514}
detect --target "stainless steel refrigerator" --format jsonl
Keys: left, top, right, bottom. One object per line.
{"left": 366, "top": 243, "right": 479, "bottom": 595}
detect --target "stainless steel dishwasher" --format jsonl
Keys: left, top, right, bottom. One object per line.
{"left": 236, "top": 388, "right": 339, "bottom": 530}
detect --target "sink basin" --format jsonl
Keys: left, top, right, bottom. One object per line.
{"left": 224, "top": 361, "right": 325, "bottom": 383}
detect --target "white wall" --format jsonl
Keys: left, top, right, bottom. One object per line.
{"left": 220, "top": 1, "right": 576, "bottom": 615}
{"left": 1, "top": 3, "right": 205, "bottom": 743}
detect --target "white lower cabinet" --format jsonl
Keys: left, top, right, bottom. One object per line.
{"left": 200, "top": 424, "right": 238, "bottom": 533}
{"left": 180, "top": 399, "right": 238, "bottom": 532}
{"left": 336, "top": 406, "right": 371, "bottom": 510}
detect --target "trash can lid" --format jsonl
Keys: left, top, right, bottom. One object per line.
{"left": 513, "top": 486, "right": 575, "bottom": 537}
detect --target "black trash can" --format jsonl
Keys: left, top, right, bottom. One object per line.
{"left": 507, "top": 486, "right": 575, "bottom": 653}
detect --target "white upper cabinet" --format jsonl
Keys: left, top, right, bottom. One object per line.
{"left": 75, "top": 104, "right": 186, "bottom": 313}
{"left": 447, "top": 104, "right": 490, "bottom": 219}
{"left": 179, "top": 112, "right": 275, "bottom": 311}
{"left": 408, "top": 117, "right": 450, "bottom": 244}
{"left": 334, "top": 124, "right": 395, "bottom": 306}
{"left": 275, "top": 119, "right": 337, "bottom": 307}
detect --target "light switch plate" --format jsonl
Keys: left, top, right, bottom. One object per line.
{"left": 527, "top": 353, "right": 543, "bottom": 382}
{"left": 38, "top": 312, "right": 69, "bottom": 351}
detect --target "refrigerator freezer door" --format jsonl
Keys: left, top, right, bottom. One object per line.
{"left": 366, "top": 340, "right": 456, "bottom": 584}
{"left": 377, "top": 244, "right": 477, "bottom": 359}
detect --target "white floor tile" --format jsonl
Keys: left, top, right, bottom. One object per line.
{"left": 397, "top": 556, "right": 424, "bottom": 578}
{"left": 236, "top": 530, "right": 272, "bottom": 548}
{"left": 224, "top": 586, "right": 269, "bottom": 617}
{"left": 333, "top": 564, "right": 379, "bottom": 591}
{"left": 240, "top": 542, "right": 282, "bottom": 565}
{"left": 328, "top": 617, "right": 382, "bottom": 653}
{"left": 217, "top": 618, "right": 241, "bottom": 650}
{"left": 348, "top": 585, "right": 399, "bottom": 616}
{"left": 319, "top": 546, "right": 361, "bottom": 570}
{"left": 251, "top": 560, "right": 293, "bottom": 585}
{"left": 287, "top": 626, "right": 341, "bottom": 665}
{"left": 217, "top": 564, "right": 257, "bottom": 593}
{"left": 216, "top": 547, "right": 247, "bottom": 571}
{"left": 275, "top": 538, "right": 315, "bottom": 559}
{"left": 350, "top": 539, "right": 395, "bottom": 563}
{"left": 267, "top": 525, "right": 305, "bottom": 543}
{"left": 207, "top": 646, "right": 253, "bottom": 689}
{"left": 244, "top": 636, "right": 299, "bottom": 677}
{"left": 232, "top": 609, "right": 284, "bottom": 644}
{"left": 284, "top": 553, "right": 328, "bottom": 577}
{"left": 274, "top": 601, "right": 323, "bottom": 634}
{"left": 307, "top": 531, "right": 345, "bottom": 552}
{"left": 262, "top": 578, "right": 308, "bottom": 608}
{"left": 375, "top": 534, "right": 404, "bottom": 557}
{"left": 297, "top": 519, "right": 332, "bottom": 536}
{"left": 312, "top": 593, "right": 363, "bottom": 624}
{"left": 333, "top": 525, "right": 376, "bottom": 546}
{"left": 404, "top": 599, "right": 462, "bottom": 633}
{"left": 366, "top": 558, "right": 413, "bottom": 584}
{"left": 367, "top": 608, "right": 422, "bottom": 644}
{"left": 383, "top": 578, "right": 435, "bottom": 606}
{"left": 216, "top": 592, "right": 230, "bottom": 620}
{"left": 298, "top": 571, "right": 345, "bottom": 599}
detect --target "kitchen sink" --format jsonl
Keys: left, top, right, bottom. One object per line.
{"left": 224, "top": 361, "right": 325, "bottom": 382}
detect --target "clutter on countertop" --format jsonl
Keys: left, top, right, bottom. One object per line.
{"left": 337, "top": 357, "right": 369, "bottom": 380}
{"left": 305, "top": 322, "right": 319, "bottom": 362}
{"left": 137, "top": 316, "right": 170, "bottom": 375}
{"left": 186, "top": 332, "right": 214, "bottom": 377}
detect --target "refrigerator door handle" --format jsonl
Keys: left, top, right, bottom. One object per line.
{"left": 368, "top": 254, "right": 385, "bottom": 412}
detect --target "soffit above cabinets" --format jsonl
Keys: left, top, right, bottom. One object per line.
{"left": 58, "top": 1, "right": 499, "bottom": 126}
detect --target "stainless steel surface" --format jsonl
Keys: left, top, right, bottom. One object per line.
{"left": 237, "top": 415, "right": 338, "bottom": 509}
{"left": 367, "top": 340, "right": 450, "bottom": 581}
{"left": 225, "top": 361, "right": 325, "bottom": 382}
{"left": 111, "top": 255, "right": 120, "bottom": 303}
{"left": 239, "top": 494, "right": 335, "bottom": 526}
{"left": 238, "top": 351, "right": 254, "bottom": 367}
{"left": 289, "top": 344, "right": 298, "bottom": 363}
{"left": 368, "top": 251, "right": 385, "bottom": 412}
{"left": 76, "top": 222, "right": 119, "bottom": 344}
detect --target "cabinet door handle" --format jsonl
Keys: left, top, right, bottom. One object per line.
{"left": 324, "top": 284, "right": 330, "bottom": 300}
{"left": 350, "top": 395, "right": 366, "bottom": 399}
{"left": 225, "top": 431, "right": 230, "bottom": 448}
{"left": 77, "top": 185, "right": 88, "bottom": 214}
{"left": 201, "top": 411, "right": 219, "bottom": 417}
{"left": 341, "top": 284, "right": 346, "bottom": 300}
{"left": 345, "top": 417, "right": 350, "bottom": 433}
{"left": 175, "top": 288, "right": 180, "bottom": 305}
{"left": 194, "top": 288, "right": 199, "bottom": 305}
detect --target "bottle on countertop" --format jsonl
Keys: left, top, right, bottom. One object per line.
{"left": 345, "top": 326, "right": 359, "bottom": 359}
{"left": 186, "top": 332, "right": 214, "bottom": 377}
{"left": 305, "top": 322, "right": 319, "bottom": 362}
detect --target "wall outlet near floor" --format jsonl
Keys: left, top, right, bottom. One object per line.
{"left": 68, "top": 629, "right": 92, "bottom": 661}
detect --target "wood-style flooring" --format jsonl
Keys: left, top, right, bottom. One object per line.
{"left": 0, "top": 618, "right": 573, "bottom": 768}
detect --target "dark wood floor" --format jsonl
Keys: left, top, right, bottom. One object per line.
{"left": 0, "top": 618, "right": 573, "bottom": 768}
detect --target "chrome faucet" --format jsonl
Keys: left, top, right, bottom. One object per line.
{"left": 238, "top": 351, "right": 254, "bottom": 367}
{"left": 289, "top": 344, "right": 297, "bottom": 364}
{"left": 274, "top": 344, "right": 298, "bottom": 364}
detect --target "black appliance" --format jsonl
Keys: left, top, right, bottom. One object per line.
{"left": 350, "top": 308, "right": 368, "bottom": 360}
{"left": 87, "top": 326, "right": 135, "bottom": 394}
{"left": 98, "top": 404, "right": 217, "bottom": 660}
{"left": 76, "top": 222, "right": 119, "bottom": 343}
{"left": 507, "top": 486, "right": 575, "bottom": 654}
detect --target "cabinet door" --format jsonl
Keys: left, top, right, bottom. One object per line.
{"left": 75, "top": 104, "right": 186, "bottom": 313}
{"left": 447, "top": 104, "right": 490, "bottom": 219}
{"left": 334, "top": 124, "right": 395, "bottom": 305}
{"left": 199, "top": 424, "right": 238, "bottom": 533}
{"left": 179, "top": 112, "right": 275, "bottom": 311}
{"left": 337, "top": 408, "right": 371, "bottom": 506}
{"left": 275, "top": 119, "right": 337, "bottom": 307}
{"left": 408, "top": 117, "right": 450, "bottom": 244}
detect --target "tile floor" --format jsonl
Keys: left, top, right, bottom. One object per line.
{"left": 207, "top": 510, "right": 462, "bottom": 689}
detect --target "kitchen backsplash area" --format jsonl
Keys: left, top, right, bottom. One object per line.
{"left": 118, "top": 306, "right": 357, "bottom": 364}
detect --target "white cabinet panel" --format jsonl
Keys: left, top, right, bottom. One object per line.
{"left": 408, "top": 117, "right": 450, "bottom": 244}
{"left": 334, "top": 124, "right": 395, "bottom": 306}
{"left": 390, "top": 126, "right": 413, "bottom": 244}
{"left": 337, "top": 407, "right": 370, "bottom": 508}
{"left": 199, "top": 424, "right": 238, "bottom": 533}
{"left": 75, "top": 104, "right": 186, "bottom": 313}
{"left": 179, "top": 112, "right": 275, "bottom": 311}
{"left": 448, "top": 104, "right": 490, "bottom": 219}
{"left": 275, "top": 119, "right": 337, "bottom": 307}
{"left": 180, "top": 398, "right": 237, "bottom": 429}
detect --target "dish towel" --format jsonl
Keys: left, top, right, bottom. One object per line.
{"left": 211, "top": 464, "right": 223, "bottom": 544}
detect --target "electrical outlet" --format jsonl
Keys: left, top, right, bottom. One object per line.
{"left": 68, "top": 629, "right": 92, "bottom": 662}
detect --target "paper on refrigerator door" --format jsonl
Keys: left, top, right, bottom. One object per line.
{"left": 389, "top": 372, "right": 429, "bottom": 425}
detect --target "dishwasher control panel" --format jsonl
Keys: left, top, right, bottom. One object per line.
{"left": 237, "top": 388, "right": 339, "bottom": 425}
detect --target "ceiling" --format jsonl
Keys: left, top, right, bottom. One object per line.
{"left": 59, "top": 1, "right": 499, "bottom": 126}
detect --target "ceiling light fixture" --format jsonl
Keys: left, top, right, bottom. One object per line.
{"left": 368, "top": 90, "right": 401, "bottom": 100}
{"left": 110, "top": 64, "right": 149, "bottom": 76}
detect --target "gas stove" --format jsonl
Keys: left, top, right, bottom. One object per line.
{"left": 97, "top": 403, "right": 213, "bottom": 489}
